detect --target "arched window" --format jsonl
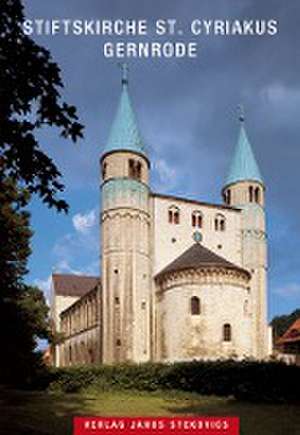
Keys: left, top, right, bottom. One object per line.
{"left": 249, "top": 186, "right": 254, "bottom": 202}
{"left": 129, "top": 159, "right": 142, "bottom": 180}
{"left": 223, "top": 323, "right": 232, "bottom": 342}
{"left": 192, "top": 211, "right": 203, "bottom": 228}
{"left": 191, "top": 296, "right": 201, "bottom": 315}
{"left": 244, "top": 300, "right": 249, "bottom": 316}
{"left": 136, "top": 161, "right": 142, "bottom": 179}
{"left": 227, "top": 189, "right": 231, "bottom": 205}
{"left": 254, "top": 187, "right": 260, "bottom": 204}
{"left": 168, "top": 206, "right": 180, "bottom": 224}
{"left": 129, "top": 159, "right": 135, "bottom": 177}
{"left": 102, "top": 162, "right": 107, "bottom": 179}
{"left": 215, "top": 214, "right": 226, "bottom": 231}
{"left": 223, "top": 190, "right": 231, "bottom": 205}
{"left": 174, "top": 210, "right": 180, "bottom": 224}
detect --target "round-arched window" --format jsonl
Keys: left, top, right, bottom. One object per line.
{"left": 223, "top": 323, "right": 232, "bottom": 342}
{"left": 191, "top": 296, "right": 201, "bottom": 315}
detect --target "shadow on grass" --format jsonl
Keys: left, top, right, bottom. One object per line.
{"left": 0, "top": 387, "right": 95, "bottom": 435}
{"left": 1, "top": 388, "right": 300, "bottom": 435}
{"left": 164, "top": 396, "right": 300, "bottom": 435}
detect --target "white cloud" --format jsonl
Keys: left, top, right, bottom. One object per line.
{"left": 53, "top": 226, "right": 98, "bottom": 262}
{"left": 153, "top": 158, "right": 179, "bottom": 192}
{"left": 53, "top": 207, "right": 99, "bottom": 264}
{"left": 34, "top": 206, "right": 100, "bottom": 304}
{"left": 155, "top": 158, "right": 176, "bottom": 182}
{"left": 72, "top": 209, "right": 97, "bottom": 234}
{"left": 54, "top": 259, "right": 99, "bottom": 277}
{"left": 260, "top": 83, "right": 300, "bottom": 107}
{"left": 54, "top": 259, "right": 82, "bottom": 275}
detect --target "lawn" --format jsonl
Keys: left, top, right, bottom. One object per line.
{"left": 0, "top": 387, "right": 299, "bottom": 435}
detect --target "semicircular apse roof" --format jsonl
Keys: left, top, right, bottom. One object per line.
{"left": 155, "top": 243, "right": 250, "bottom": 280}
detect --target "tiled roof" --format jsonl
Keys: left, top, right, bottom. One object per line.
{"left": 156, "top": 243, "right": 250, "bottom": 279}
{"left": 225, "top": 122, "right": 263, "bottom": 187}
{"left": 277, "top": 318, "right": 300, "bottom": 344}
{"left": 52, "top": 274, "right": 100, "bottom": 297}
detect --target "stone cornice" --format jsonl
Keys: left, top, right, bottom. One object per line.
{"left": 102, "top": 208, "right": 151, "bottom": 221}
{"left": 100, "top": 150, "right": 151, "bottom": 168}
{"left": 156, "top": 266, "right": 251, "bottom": 293}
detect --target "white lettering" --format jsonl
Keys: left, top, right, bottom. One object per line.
{"left": 22, "top": 19, "right": 33, "bottom": 36}
{"left": 191, "top": 19, "right": 202, "bottom": 35}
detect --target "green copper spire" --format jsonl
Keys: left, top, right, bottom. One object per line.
{"left": 103, "top": 64, "right": 147, "bottom": 157}
{"left": 225, "top": 111, "right": 263, "bottom": 187}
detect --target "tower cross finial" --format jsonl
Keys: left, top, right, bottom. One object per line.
{"left": 238, "top": 104, "right": 245, "bottom": 123}
{"left": 119, "top": 62, "right": 129, "bottom": 87}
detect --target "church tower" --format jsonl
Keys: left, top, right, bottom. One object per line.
{"left": 100, "top": 66, "right": 152, "bottom": 363}
{"left": 222, "top": 113, "right": 268, "bottom": 359}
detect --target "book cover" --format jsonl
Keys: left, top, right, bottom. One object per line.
{"left": 0, "top": 1, "right": 299, "bottom": 434}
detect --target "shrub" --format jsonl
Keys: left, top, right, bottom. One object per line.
{"left": 41, "top": 360, "right": 300, "bottom": 403}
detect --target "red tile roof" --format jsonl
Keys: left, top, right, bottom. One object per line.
{"left": 52, "top": 273, "right": 100, "bottom": 297}
{"left": 277, "top": 318, "right": 300, "bottom": 344}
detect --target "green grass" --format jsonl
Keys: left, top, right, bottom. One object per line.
{"left": 0, "top": 387, "right": 299, "bottom": 435}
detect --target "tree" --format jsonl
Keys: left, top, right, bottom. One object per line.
{"left": 0, "top": 0, "right": 84, "bottom": 212}
{"left": 0, "top": 179, "right": 51, "bottom": 384}
{"left": 18, "top": 285, "right": 50, "bottom": 343}
{"left": 0, "top": 0, "right": 85, "bottom": 384}
{"left": 0, "top": 178, "right": 31, "bottom": 294}
{"left": 0, "top": 284, "right": 50, "bottom": 385}
{"left": 271, "top": 309, "right": 300, "bottom": 340}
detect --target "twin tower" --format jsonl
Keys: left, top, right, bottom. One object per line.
{"left": 100, "top": 69, "right": 268, "bottom": 363}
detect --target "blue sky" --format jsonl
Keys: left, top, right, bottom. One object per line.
{"left": 23, "top": 0, "right": 300, "bottom": 320}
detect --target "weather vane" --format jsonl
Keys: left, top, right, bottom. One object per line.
{"left": 118, "top": 62, "right": 128, "bottom": 86}
{"left": 238, "top": 104, "right": 245, "bottom": 123}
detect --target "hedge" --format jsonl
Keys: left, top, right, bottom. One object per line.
{"left": 35, "top": 360, "right": 300, "bottom": 403}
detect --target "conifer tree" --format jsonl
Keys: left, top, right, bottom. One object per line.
{"left": 0, "top": 179, "right": 50, "bottom": 384}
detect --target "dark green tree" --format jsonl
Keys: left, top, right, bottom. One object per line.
{"left": 0, "top": 0, "right": 85, "bottom": 384}
{"left": 0, "top": 179, "right": 50, "bottom": 384}
{"left": 0, "top": 0, "right": 83, "bottom": 212}
{"left": 0, "top": 178, "right": 31, "bottom": 293}
{"left": 1, "top": 284, "right": 50, "bottom": 385}
{"left": 271, "top": 309, "right": 300, "bottom": 340}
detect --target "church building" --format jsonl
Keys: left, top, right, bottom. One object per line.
{"left": 50, "top": 68, "right": 268, "bottom": 366}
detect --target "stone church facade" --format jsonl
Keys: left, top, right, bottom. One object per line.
{"left": 51, "top": 70, "right": 268, "bottom": 367}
